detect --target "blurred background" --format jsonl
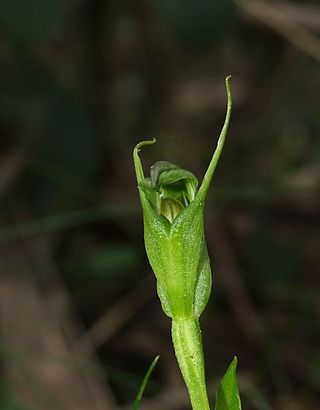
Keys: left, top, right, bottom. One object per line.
{"left": 0, "top": 0, "right": 319, "bottom": 409}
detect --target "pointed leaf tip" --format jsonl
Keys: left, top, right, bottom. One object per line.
{"left": 214, "top": 357, "right": 241, "bottom": 410}
{"left": 133, "top": 355, "right": 160, "bottom": 410}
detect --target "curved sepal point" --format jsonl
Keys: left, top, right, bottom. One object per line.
{"left": 198, "top": 75, "right": 232, "bottom": 200}
{"left": 133, "top": 138, "right": 157, "bottom": 184}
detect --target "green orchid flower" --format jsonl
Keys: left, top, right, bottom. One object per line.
{"left": 133, "top": 76, "right": 232, "bottom": 410}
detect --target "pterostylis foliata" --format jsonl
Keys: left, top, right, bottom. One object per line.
{"left": 133, "top": 77, "right": 240, "bottom": 410}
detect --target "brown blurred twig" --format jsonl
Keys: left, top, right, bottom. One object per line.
{"left": 209, "top": 214, "right": 265, "bottom": 345}
{"left": 277, "top": 1, "right": 320, "bottom": 31}
{"left": 208, "top": 213, "right": 294, "bottom": 397}
{"left": 75, "top": 274, "right": 155, "bottom": 355}
{"left": 0, "top": 239, "right": 117, "bottom": 410}
{"left": 0, "top": 149, "right": 29, "bottom": 201}
{"left": 235, "top": 0, "right": 320, "bottom": 63}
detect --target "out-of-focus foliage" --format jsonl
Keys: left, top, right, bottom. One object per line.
{"left": 151, "top": 0, "right": 237, "bottom": 47}
{"left": 0, "top": 0, "right": 66, "bottom": 44}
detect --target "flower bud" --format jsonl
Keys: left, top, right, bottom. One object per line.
{"left": 133, "top": 76, "right": 232, "bottom": 320}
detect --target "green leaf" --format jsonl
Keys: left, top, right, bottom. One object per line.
{"left": 132, "top": 355, "right": 160, "bottom": 410}
{"left": 215, "top": 357, "right": 241, "bottom": 410}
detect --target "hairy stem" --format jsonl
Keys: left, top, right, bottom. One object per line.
{"left": 171, "top": 317, "right": 210, "bottom": 410}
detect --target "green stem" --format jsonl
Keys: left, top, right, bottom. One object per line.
{"left": 171, "top": 317, "right": 210, "bottom": 410}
